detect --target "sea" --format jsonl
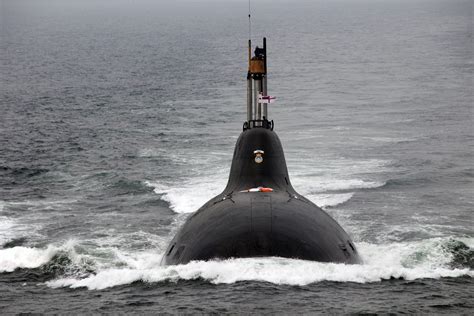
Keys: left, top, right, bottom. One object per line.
{"left": 1, "top": 0, "right": 472, "bottom": 314}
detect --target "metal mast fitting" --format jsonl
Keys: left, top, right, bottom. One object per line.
{"left": 245, "top": 38, "right": 272, "bottom": 131}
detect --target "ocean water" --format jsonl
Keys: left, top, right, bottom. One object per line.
{"left": 1, "top": 0, "right": 473, "bottom": 313}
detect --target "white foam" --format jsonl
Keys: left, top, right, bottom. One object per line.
{"left": 0, "top": 216, "right": 18, "bottom": 245}
{"left": 46, "top": 237, "right": 473, "bottom": 290}
{"left": 0, "top": 240, "right": 82, "bottom": 273}
{"left": 93, "top": 230, "right": 169, "bottom": 252}
{"left": 0, "top": 246, "right": 59, "bottom": 272}
{"left": 146, "top": 177, "right": 227, "bottom": 214}
{"left": 292, "top": 177, "right": 385, "bottom": 194}
{"left": 0, "top": 214, "right": 38, "bottom": 247}
{"left": 0, "top": 199, "right": 71, "bottom": 245}
{"left": 307, "top": 193, "right": 354, "bottom": 208}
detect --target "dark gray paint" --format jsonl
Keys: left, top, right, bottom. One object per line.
{"left": 162, "top": 128, "right": 361, "bottom": 265}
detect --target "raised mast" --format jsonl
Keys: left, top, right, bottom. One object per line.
{"left": 245, "top": 38, "right": 272, "bottom": 130}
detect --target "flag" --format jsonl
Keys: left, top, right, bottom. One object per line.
{"left": 258, "top": 93, "right": 276, "bottom": 104}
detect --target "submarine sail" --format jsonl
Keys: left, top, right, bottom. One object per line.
{"left": 161, "top": 38, "right": 361, "bottom": 266}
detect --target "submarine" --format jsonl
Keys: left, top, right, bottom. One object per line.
{"left": 161, "top": 38, "right": 361, "bottom": 265}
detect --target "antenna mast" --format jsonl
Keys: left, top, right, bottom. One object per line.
{"left": 245, "top": 0, "right": 274, "bottom": 130}
{"left": 248, "top": 0, "right": 252, "bottom": 41}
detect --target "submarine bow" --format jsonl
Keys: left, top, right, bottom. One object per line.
{"left": 161, "top": 38, "right": 361, "bottom": 265}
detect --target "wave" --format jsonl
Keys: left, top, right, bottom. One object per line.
{"left": 287, "top": 158, "right": 391, "bottom": 177}
{"left": 108, "top": 178, "right": 155, "bottom": 196}
{"left": 48, "top": 256, "right": 471, "bottom": 291}
{"left": 307, "top": 193, "right": 354, "bottom": 208}
{"left": 0, "top": 216, "right": 20, "bottom": 246}
{"left": 1, "top": 199, "right": 78, "bottom": 210}
{"left": 145, "top": 177, "right": 226, "bottom": 214}
{"left": 0, "top": 240, "right": 97, "bottom": 276}
{"left": 2, "top": 237, "right": 468, "bottom": 290}
{"left": 0, "top": 199, "right": 75, "bottom": 246}
{"left": 0, "top": 245, "right": 60, "bottom": 273}
{"left": 292, "top": 178, "right": 386, "bottom": 194}
{"left": 0, "top": 213, "right": 38, "bottom": 247}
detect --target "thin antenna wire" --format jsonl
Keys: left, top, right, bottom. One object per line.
{"left": 248, "top": 0, "right": 251, "bottom": 40}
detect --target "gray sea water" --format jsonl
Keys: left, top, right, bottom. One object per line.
{"left": 1, "top": 0, "right": 473, "bottom": 314}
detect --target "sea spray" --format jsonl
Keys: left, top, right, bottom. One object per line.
{"left": 45, "top": 237, "right": 473, "bottom": 290}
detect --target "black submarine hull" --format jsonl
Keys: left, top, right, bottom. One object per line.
{"left": 162, "top": 128, "right": 361, "bottom": 265}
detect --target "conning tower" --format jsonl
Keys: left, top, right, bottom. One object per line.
{"left": 245, "top": 38, "right": 273, "bottom": 130}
